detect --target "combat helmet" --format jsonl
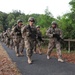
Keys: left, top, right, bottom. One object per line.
{"left": 36, "top": 25, "right": 40, "bottom": 28}
{"left": 17, "top": 19, "right": 22, "bottom": 24}
{"left": 28, "top": 17, "right": 35, "bottom": 22}
{"left": 51, "top": 21, "right": 57, "bottom": 25}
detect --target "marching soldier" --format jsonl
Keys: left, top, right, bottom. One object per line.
{"left": 11, "top": 20, "right": 24, "bottom": 56}
{"left": 5, "top": 28, "right": 11, "bottom": 47}
{"left": 22, "top": 17, "right": 37, "bottom": 64}
{"left": 1, "top": 31, "right": 5, "bottom": 42}
{"left": 46, "top": 21, "right": 64, "bottom": 62}
{"left": 11, "top": 23, "right": 17, "bottom": 49}
{"left": 35, "top": 25, "right": 44, "bottom": 54}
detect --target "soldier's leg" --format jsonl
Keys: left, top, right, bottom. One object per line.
{"left": 33, "top": 41, "right": 37, "bottom": 54}
{"left": 19, "top": 38, "right": 24, "bottom": 56}
{"left": 8, "top": 38, "right": 10, "bottom": 48}
{"left": 14, "top": 37, "right": 19, "bottom": 56}
{"left": 13, "top": 39, "right": 15, "bottom": 50}
{"left": 14, "top": 44, "right": 19, "bottom": 56}
{"left": 6, "top": 37, "right": 9, "bottom": 47}
{"left": 25, "top": 40, "right": 33, "bottom": 64}
{"left": 56, "top": 42, "right": 64, "bottom": 62}
{"left": 38, "top": 42, "right": 42, "bottom": 54}
{"left": 47, "top": 42, "right": 54, "bottom": 59}
{"left": 10, "top": 39, "right": 13, "bottom": 49}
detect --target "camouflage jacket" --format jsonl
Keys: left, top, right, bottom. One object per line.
{"left": 11, "top": 25, "right": 22, "bottom": 37}
{"left": 22, "top": 25, "right": 37, "bottom": 41}
{"left": 46, "top": 27, "right": 62, "bottom": 39}
{"left": 36, "top": 30, "right": 43, "bottom": 42}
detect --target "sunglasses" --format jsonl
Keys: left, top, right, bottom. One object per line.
{"left": 30, "top": 20, "right": 35, "bottom": 22}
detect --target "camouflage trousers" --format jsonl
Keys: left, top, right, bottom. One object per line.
{"left": 6, "top": 37, "right": 10, "bottom": 47}
{"left": 13, "top": 36, "right": 24, "bottom": 54}
{"left": 33, "top": 40, "right": 42, "bottom": 52}
{"left": 25, "top": 39, "right": 35, "bottom": 57}
{"left": 37, "top": 41, "right": 42, "bottom": 50}
{"left": 47, "top": 39, "right": 62, "bottom": 59}
{"left": 33, "top": 41, "right": 37, "bottom": 52}
{"left": 1, "top": 37, "right": 4, "bottom": 42}
{"left": 10, "top": 38, "right": 13, "bottom": 48}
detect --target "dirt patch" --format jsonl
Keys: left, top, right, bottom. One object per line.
{"left": 0, "top": 44, "right": 21, "bottom": 75}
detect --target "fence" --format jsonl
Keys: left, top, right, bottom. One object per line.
{"left": 43, "top": 38, "right": 75, "bottom": 53}
{"left": 64, "top": 39, "right": 75, "bottom": 53}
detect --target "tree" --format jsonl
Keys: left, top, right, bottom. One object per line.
{"left": 0, "top": 11, "right": 8, "bottom": 31}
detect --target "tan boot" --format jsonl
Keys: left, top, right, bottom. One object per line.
{"left": 28, "top": 57, "right": 32, "bottom": 64}
{"left": 47, "top": 55, "right": 50, "bottom": 59}
{"left": 20, "top": 52, "right": 24, "bottom": 56}
{"left": 39, "top": 51, "right": 42, "bottom": 55}
{"left": 16, "top": 53, "right": 19, "bottom": 57}
{"left": 33, "top": 51, "right": 37, "bottom": 54}
{"left": 58, "top": 58, "right": 64, "bottom": 62}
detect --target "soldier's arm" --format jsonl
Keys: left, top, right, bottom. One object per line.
{"left": 59, "top": 29, "right": 63, "bottom": 38}
{"left": 22, "top": 26, "right": 30, "bottom": 37}
{"left": 22, "top": 26, "right": 27, "bottom": 34}
{"left": 39, "top": 31, "right": 44, "bottom": 41}
{"left": 10, "top": 27, "right": 16, "bottom": 36}
{"left": 21, "top": 26, "right": 26, "bottom": 38}
{"left": 46, "top": 28, "right": 53, "bottom": 38}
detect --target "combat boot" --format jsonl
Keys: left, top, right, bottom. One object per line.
{"left": 28, "top": 57, "right": 32, "bottom": 64}
{"left": 39, "top": 50, "right": 42, "bottom": 55}
{"left": 20, "top": 52, "right": 24, "bottom": 56}
{"left": 47, "top": 55, "right": 50, "bottom": 59}
{"left": 33, "top": 51, "right": 37, "bottom": 54}
{"left": 16, "top": 53, "right": 19, "bottom": 57}
{"left": 58, "top": 58, "right": 64, "bottom": 62}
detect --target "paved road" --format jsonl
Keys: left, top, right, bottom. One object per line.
{"left": 1, "top": 43, "right": 75, "bottom": 75}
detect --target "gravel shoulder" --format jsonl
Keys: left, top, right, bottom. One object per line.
{"left": 0, "top": 43, "right": 21, "bottom": 75}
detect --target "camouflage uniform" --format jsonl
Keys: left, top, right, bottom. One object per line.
{"left": 20, "top": 25, "right": 25, "bottom": 54}
{"left": 34, "top": 26, "right": 43, "bottom": 54}
{"left": 10, "top": 31, "right": 13, "bottom": 49}
{"left": 1, "top": 31, "right": 5, "bottom": 42}
{"left": 11, "top": 20, "right": 24, "bottom": 56}
{"left": 23, "top": 25, "right": 37, "bottom": 57}
{"left": 3, "top": 31, "right": 8, "bottom": 44}
{"left": 46, "top": 21, "right": 64, "bottom": 62}
{"left": 10, "top": 24, "right": 17, "bottom": 49}
{"left": 22, "top": 17, "right": 37, "bottom": 64}
{"left": 5, "top": 28, "right": 11, "bottom": 47}
{"left": 0, "top": 33, "right": 1, "bottom": 41}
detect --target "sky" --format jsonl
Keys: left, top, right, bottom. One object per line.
{"left": 0, "top": 0, "right": 71, "bottom": 18}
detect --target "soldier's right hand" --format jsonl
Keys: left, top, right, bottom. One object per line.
{"left": 53, "top": 34, "right": 59, "bottom": 38}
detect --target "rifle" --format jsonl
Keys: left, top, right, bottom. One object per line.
{"left": 37, "top": 36, "right": 44, "bottom": 42}
{"left": 27, "top": 25, "right": 36, "bottom": 41}
{"left": 53, "top": 34, "right": 64, "bottom": 44}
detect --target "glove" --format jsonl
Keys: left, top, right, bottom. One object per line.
{"left": 53, "top": 34, "right": 59, "bottom": 38}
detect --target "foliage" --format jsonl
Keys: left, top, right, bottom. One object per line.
{"left": 0, "top": 0, "right": 75, "bottom": 40}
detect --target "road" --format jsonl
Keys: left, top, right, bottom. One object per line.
{"left": 1, "top": 43, "right": 75, "bottom": 75}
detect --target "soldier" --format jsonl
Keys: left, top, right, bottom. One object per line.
{"left": 11, "top": 20, "right": 24, "bottom": 56}
{"left": 10, "top": 30, "right": 13, "bottom": 49}
{"left": 3, "top": 30, "right": 8, "bottom": 44}
{"left": 10, "top": 24, "right": 17, "bottom": 49}
{"left": 5, "top": 28, "right": 11, "bottom": 47}
{"left": 46, "top": 21, "right": 64, "bottom": 62}
{"left": 20, "top": 25, "right": 25, "bottom": 56}
{"left": 22, "top": 17, "right": 37, "bottom": 64}
{"left": 1, "top": 31, "right": 5, "bottom": 42}
{"left": 35, "top": 25, "right": 44, "bottom": 54}
{"left": 0, "top": 33, "right": 1, "bottom": 42}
